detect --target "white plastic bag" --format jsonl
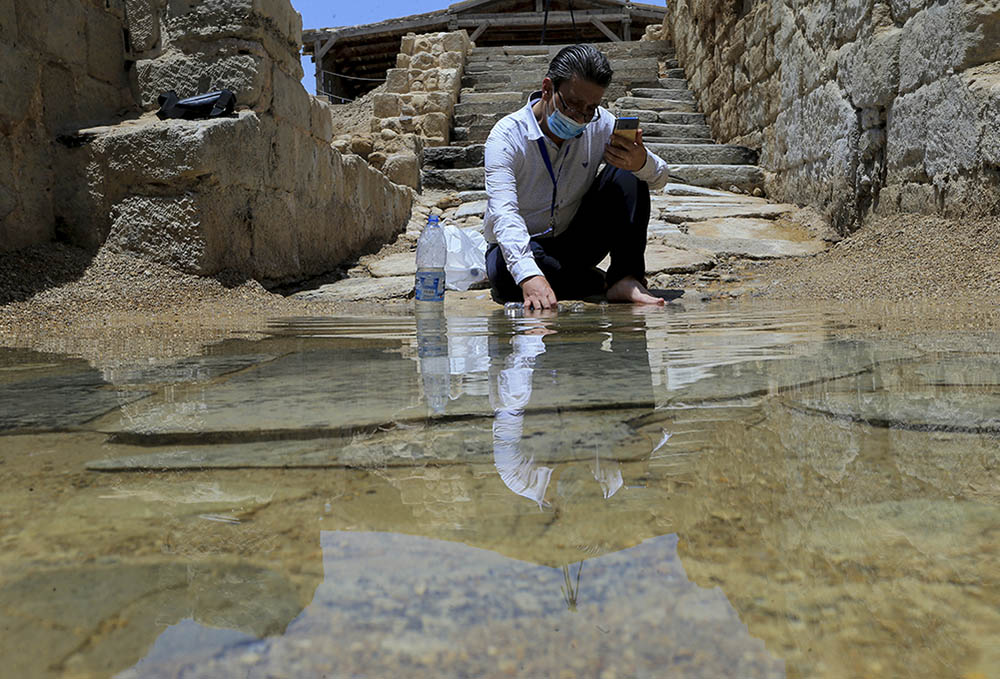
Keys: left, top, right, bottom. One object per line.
{"left": 442, "top": 224, "right": 487, "bottom": 291}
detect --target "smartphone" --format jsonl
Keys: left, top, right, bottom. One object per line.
{"left": 613, "top": 116, "right": 639, "bottom": 142}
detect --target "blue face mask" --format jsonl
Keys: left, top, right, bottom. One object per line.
{"left": 547, "top": 106, "right": 588, "bottom": 140}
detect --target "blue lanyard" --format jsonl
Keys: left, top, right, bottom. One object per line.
{"left": 535, "top": 137, "right": 559, "bottom": 231}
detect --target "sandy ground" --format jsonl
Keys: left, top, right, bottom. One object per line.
{"left": 2, "top": 211, "right": 999, "bottom": 361}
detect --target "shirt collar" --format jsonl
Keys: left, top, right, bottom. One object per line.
{"left": 517, "top": 90, "right": 545, "bottom": 141}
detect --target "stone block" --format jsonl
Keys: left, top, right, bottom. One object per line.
{"left": 86, "top": 5, "right": 126, "bottom": 85}
{"left": 0, "top": 0, "right": 16, "bottom": 42}
{"left": 41, "top": 64, "right": 78, "bottom": 130}
{"left": 372, "top": 93, "right": 402, "bottom": 118}
{"left": 396, "top": 53, "right": 410, "bottom": 69}
{"left": 161, "top": 0, "right": 302, "bottom": 79}
{"left": 887, "top": 77, "right": 982, "bottom": 181}
{"left": 309, "top": 95, "right": 333, "bottom": 142}
{"left": 413, "top": 35, "right": 433, "bottom": 55}
{"left": 838, "top": 27, "right": 901, "bottom": 108}
{"left": 897, "top": 2, "right": 988, "bottom": 93}
{"left": 0, "top": 133, "right": 15, "bottom": 219}
{"left": 437, "top": 50, "right": 463, "bottom": 71}
{"left": 125, "top": 0, "right": 163, "bottom": 56}
{"left": 45, "top": 0, "right": 88, "bottom": 67}
{"left": 417, "top": 112, "right": 450, "bottom": 141}
{"left": 385, "top": 68, "right": 408, "bottom": 93}
{"left": 79, "top": 75, "right": 131, "bottom": 126}
{"left": 410, "top": 52, "right": 437, "bottom": 70}
{"left": 106, "top": 194, "right": 209, "bottom": 272}
{"left": 136, "top": 42, "right": 272, "bottom": 111}
{"left": 441, "top": 31, "right": 469, "bottom": 54}
{"left": 400, "top": 34, "right": 416, "bottom": 56}
{"left": 382, "top": 152, "right": 420, "bottom": 189}
{"left": 271, "top": 62, "right": 309, "bottom": 126}
{"left": 0, "top": 40, "right": 39, "bottom": 124}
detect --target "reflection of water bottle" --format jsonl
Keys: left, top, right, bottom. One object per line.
{"left": 414, "top": 215, "right": 446, "bottom": 306}
{"left": 415, "top": 306, "right": 449, "bottom": 414}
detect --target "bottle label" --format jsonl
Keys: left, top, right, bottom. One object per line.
{"left": 414, "top": 269, "right": 445, "bottom": 302}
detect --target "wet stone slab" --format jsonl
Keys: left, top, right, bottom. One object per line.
{"left": 653, "top": 339, "right": 923, "bottom": 405}
{"left": 0, "top": 354, "right": 150, "bottom": 433}
{"left": 0, "top": 562, "right": 306, "bottom": 679}
{"left": 89, "top": 405, "right": 655, "bottom": 470}
{"left": 367, "top": 252, "right": 417, "bottom": 278}
{"left": 292, "top": 276, "right": 414, "bottom": 302}
{"left": 788, "top": 390, "right": 1000, "bottom": 432}
{"left": 102, "top": 354, "right": 277, "bottom": 386}
{"left": 645, "top": 241, "right": 715, "bottom": 274}
{"left": 660, "top": 203, "right": 797, "bottom": 222}
{"left": 659, "top": 231, "right": 826, "bottom": 259}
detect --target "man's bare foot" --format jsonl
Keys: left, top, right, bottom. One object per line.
{"left": 606, "top": 275, "right": 665, "bottom": 305}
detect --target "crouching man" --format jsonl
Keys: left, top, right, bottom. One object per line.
{"left": 483, "top": 44, "right": 671, "bottom": 309}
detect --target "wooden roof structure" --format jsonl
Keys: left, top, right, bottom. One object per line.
{"left": 302, "top": 0, "right": 667, "bottom": 104}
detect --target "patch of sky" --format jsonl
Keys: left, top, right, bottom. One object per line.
{"left": 292, "top": 0, "right": 450, "bottom": 94}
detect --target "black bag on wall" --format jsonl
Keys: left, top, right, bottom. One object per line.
{"left": 156, "top": 90, "right": 237, "bottom": 120}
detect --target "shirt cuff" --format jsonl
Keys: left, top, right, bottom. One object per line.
{"left": 632, "top": 150, "right": 657, "bottom": 182}
{"left": 510, "top": 257, "right": 544, "bottom": 286}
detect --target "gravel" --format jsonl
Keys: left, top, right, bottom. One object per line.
{"left": 741, "top": 213, "right": 1000, "bottom": 303}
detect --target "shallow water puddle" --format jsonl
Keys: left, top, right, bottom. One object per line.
{"left": 0, "top": 305, "right": 997, "bottom": 678}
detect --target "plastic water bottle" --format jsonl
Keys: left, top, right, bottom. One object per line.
{"left": 414, "top": 215, "right": 448, "bottom": 412}
{"left": 414, "top": 215, "right": 446, "bottom": 305}
{"left": 415, "top": 308, "right": 449, "bottom": 414}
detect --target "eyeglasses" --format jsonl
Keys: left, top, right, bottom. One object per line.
{"left": 556, "top": 90, "right": 600, "bottom": 123}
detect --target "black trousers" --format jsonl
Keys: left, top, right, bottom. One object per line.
{"left": 486, "top": 165, "right": 651, "bottom": 303}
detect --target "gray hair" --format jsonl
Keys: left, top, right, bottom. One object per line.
{"left": 546, "top": 44, "right": 613, "bottom": 91}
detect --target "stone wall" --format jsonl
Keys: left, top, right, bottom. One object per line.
{"left": 332, "top": 30, "right": 473, "bottom": 190}
{"left": 664, "top": 0, "right": 1000, "bottom": 232}
{"left": 3, "top": 0, "right": 412, "bottom": 285}
{"left": 1, "top": 0, "right": 137, "bottom": 251}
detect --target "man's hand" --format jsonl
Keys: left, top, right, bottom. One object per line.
{"left": 604, "top": 128, "right": 648, "bottom": 172}
{"left": 520, "top": 275, "right": 557, "bottom": 310}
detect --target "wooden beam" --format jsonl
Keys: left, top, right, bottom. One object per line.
{"left": 590, "top": 17, "right": 621, "bottom": 42}
{"left": 316, "top": 34, "right": 337, "bottom": 62}
{"left": 321, "top": 13, "right": 449, "bottom": 41}
{"left": 621, "top": 8, "right": 631, "bottom": 40}
{"left": 314, "top": 40, "right": 323, "bottom": 95}
{"left": 469, "top": 21, "right": 490, "bottom": 42}
{"left": 458, "top": 10, "right": 624, "bottom": 27}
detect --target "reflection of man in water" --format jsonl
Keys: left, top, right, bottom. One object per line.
{"left": 489, "top": 312, "right": 650, "bottom": 509}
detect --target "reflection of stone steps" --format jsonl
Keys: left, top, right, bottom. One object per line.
{"left": 423, "top": 40, "right": 762, "bottom": 193}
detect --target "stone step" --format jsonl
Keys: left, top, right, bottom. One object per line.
{"left": 662, "top": 69, "right": 686, "bottom": 79}
{"left": 457, "top": 91, "right": 523, "bottom": 105}
{"left": 422, "top": 167, "right": 485, "bottom": 191}
{"left": 665, "top": 164, "right": 764, "bottom": 193}
{"left": 615, "top": 96, "right": 697, "bottom": 111}
{"left": 451, "top": 126, "right": 496, "bottom": 145}
{"left": 423, "top": 145, "right": 485, "bottom": 170}
{"left": 463, "top": 57, "right": 550, "bottom": 73}
{"left": 632, "top": 88, "right": 694, "bottom": 101}
{"left": 643, "top": 136, "right": 714, "bottom": 145}
{"left": 469, "top": 42, "right": 675, "bottom": 60}
{"left": 642, "top": 122, "right": 712, "bottom": 138}
{"left": 647, "top": 143, "right": 758, "bottom": 165}
{"left": 454, "top": 100, "right": 517, "bottom": 117}
{"left": 462, "top": 78, "right": 663, "bottom": 95}
{"left": 616, "top": 110, "right": 707, "bottom": 125}
{"left": 648, "top": 78, "right": 689, "bottom": 90}
{"left": 453, "top": 110, "right": 506, "bottom": 127}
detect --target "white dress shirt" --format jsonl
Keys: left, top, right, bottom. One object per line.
{"left": 484, "top": 92, "right": 671, "bottom": 285}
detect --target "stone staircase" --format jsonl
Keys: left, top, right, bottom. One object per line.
{"left": 422, "top": 41, "right": 764, "bottom": 195}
